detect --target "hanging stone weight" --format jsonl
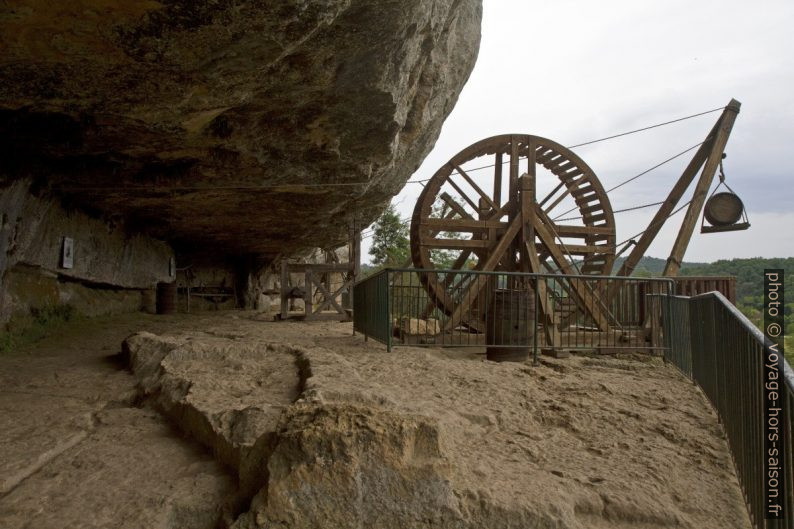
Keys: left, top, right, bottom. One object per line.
{"left": 704, "top": 192, "right": 744, "bottom": 227}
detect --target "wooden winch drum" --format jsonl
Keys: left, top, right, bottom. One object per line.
{"left": 704, "top": 192, "right": 744, "bottom": 227}
{"left": 156, "top": 282, "right": 177, "bottom": 314}
{"left": 486, "top": 288, "right": 535, "bottom": 362}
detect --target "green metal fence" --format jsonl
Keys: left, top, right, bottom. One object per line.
{"left": 354, "top": 270, "right": 793, "bottom": 526}
{"left": 662, "top": 292, "right": 794, "bottom": 529}
{"left": 354, "top": 268, "right": 674, "bottom": 357}
{"left": 352, "top": 269, "right": 392, "bottom": 348}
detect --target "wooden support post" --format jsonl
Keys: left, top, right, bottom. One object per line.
{"left": 508, "top": 136, "right": 520, "bottom": 273}
{"left": 440, "top": 192, "right": 473, "bottom": 220}
{"left": 304, "top": 270, "right": 313, "bottom": 318}
{"left": 520, "top": 148, "right": 536, "bottom": 274}
{"left": 345, "top": 219, "right": 360, "bottom": 311}
{"left": 664, "top": 99, "right": 741, "bottom": 276}
{"left": 520, "top": 174, "right": 560, "bottom": 347}
{"left": 493, "top": 152, "right": 503, "bottom": 205}
{"left": 530, "top": 211, "right": 611, "bottom": 332}
{"left": 442, "top": 215, "right": 523, "bottom": 331}
{"left": 350, "top": 220, "right": 361, "bottom": 279}
{"left": 280, "top": 259, "right": 289, "bottom": 319}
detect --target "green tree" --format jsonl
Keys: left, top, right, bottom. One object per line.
{"left": 369, "top": 204, "right": 409, "bottom": 266}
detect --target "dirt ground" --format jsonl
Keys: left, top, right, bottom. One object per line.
{"left": 0, "top": 311, "right": 752, "bottom": 528}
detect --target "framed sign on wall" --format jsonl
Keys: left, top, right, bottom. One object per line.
{"left": 61, "top": 237, "right": 74, "bottom": 269}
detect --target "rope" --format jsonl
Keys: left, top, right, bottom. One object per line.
{"left": 541, "top": 199, "right": 693, "bottom": 275}
{"left": 555, "top": 200, "right": 666, "bottom": 223}
{"left": 566, "top": 106, "right": 724, "bottom": 149}
{"left": 405, "top": 105, "right": 724, "bottom": 185}
{"left": 615, "top": 199, "right": 692, "bottom": 248}
{"left": 551, "top": 140, "right": 705, "bottom": 221}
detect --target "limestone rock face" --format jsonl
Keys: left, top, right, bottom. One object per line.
{"left": 0, "top": 180, "right": 173, "bottom": 289}
{"left": 0, "top": 0, "right": 482, "bottom": 258}
{"left": 123, "top": 322, "right": 752, "bottom": 529}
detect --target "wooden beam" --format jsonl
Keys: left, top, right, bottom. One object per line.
{"left": 419, "top": 218, "right": 506, "bottom": 231}
{"left": 493, "top": 152, "right": 503, "bottom": 204}
{"left": 280, "top": 259, "right": 289, "bottom": 317}
{"left": 440, "top": 192, "right": 473, "bottom": 220}
{"left": 524, "top": 239, "right": 560, "bottom": 347}
{"left": 539, "top": 181, "right": 566, "bottom": 209}
{"left": 284, "top": 263, "right": 355, "bottom": 273}
{"left": 509, "top": 136, "right": 520, "bottom": 196}
{"left": 508, "top": 136, "right": 520, "bottom": 271}
{"left": 308, "top": 270, "right": 350, "bottom": 315}
{"left": 442, "top": 214, "right": 523, "bottom": 331}
{"left": 615, "top": 104, "right": 728, "bottom": 278}
{"left": 549, "top": 224, "right": 613, "bottom": 237}
{"left": 445, "top": 173, "right": 479, "bottom": 211}
{"left": 533, "top": 243, "right": 610, "bottom": 255}
{"left": 520, "top": 175, "right": 560, "bottom": 347}
{"left": 453, "top": 164, "right": 498, "bottom": 211}
{"left": 663, "top": 99, "right": 741, "bottom": 276}
{"left": 520, "top": 166, "right": 535, "bottom": 273}
{"left": 421, "top": 238, "right": 491, "bottom": 249}
{"left": 530, "top": 211, "right": 611, "bottom": 331}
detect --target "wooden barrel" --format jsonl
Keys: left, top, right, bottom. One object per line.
{"left": 156, "top": 282, "right": 177, "bottom": 314}
{"left": 141, "top": 288, "right": 157, "bottom": 314}
{"left": 704, "top": 192, "right": 743, "bottom": 227}
{"left": 486, "top": 288, "right": 535, "bottom": 362}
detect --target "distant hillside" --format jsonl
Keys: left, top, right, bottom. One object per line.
{"left": 613, "top": 256, "right": 794, "bottom": 302}
{"left": 678, "top": 257, "right": 794, "bottom": 302}
{"left": 612, "top": 256, "right": 708, "bottom": 277}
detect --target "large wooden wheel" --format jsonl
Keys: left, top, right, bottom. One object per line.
{"left": 410, "top": 134, "right": 616, "bottom": 328}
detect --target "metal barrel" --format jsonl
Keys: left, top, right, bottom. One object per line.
{"left": 486, "top": 288, "right": 534, "bottom": 362}
{"left": 156, "top": 282, "right": 177, "bottom": 314}
{"left": 704, "top": 192, "right": 743, "bottom": 226}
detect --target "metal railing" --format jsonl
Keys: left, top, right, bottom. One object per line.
{"left": 354, "top": 268, "right": 674, "bottom": 359}
{"left": 352, "top": 269, "right": 391, "bottom": 345}
{"left": 662, "top": 292, "right": 794, "bottom": 529}
{"left": 354, "top": 271, "right": 792, "bottom": 525}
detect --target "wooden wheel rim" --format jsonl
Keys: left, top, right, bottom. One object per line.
{"left": 410, "top": 134, "right": 616, "bottom": 316}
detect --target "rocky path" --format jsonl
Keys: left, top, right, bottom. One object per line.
{"left": 0, "top": 314, "right": 236, "bottom": 529}
{"left": 0, "top": 312, "right": 753, "bottom": 529}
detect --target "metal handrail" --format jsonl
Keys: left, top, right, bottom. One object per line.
{"left": 354, "top": 268, "right": 675, "bottom": 356}
{"left": 687, "top": 291, "right": 794, "bottom": 398}
{"left": 662, "top": 291, "right": 793, "bottom": 529}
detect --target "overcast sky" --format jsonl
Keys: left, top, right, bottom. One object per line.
{"left": 363, "top": 0, "right": 794, "bottom": 264}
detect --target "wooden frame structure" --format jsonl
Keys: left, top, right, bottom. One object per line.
{"left": 410, "top": 134, "right": 618, "bottom": 345}
{"left": 279, "top": 222, "right": 360, "bottom": 321}
{"left": 409, "top": 99, "right": 743, "bottom": 346}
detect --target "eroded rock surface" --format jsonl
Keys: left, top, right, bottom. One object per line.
{"left": 124, "top": 331, "right": 301, "bottom": 497}
{"left": 0, "top": 314, "right": 238, "bottom": 529}
{"left": 0, "top": 0, "right": 482, "bottom": 257}
{"left": 122, "top": 316, "right": 752, "bottom": 529}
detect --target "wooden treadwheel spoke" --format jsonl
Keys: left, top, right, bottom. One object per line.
{"left": 410, "top": 134, "right": 616, "bottom": 323}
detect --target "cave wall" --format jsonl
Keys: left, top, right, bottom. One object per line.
{"left": 0, "top": 0, "right": 482, "bottom": 326}
{"left": 0, "top": 179, "right": 174, "bottom": 324}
